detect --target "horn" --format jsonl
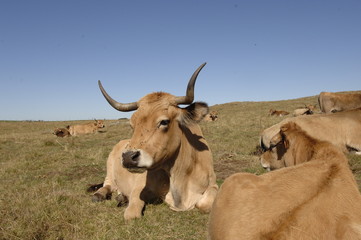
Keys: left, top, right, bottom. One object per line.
{"left": 98, "top": 80, "right": 138, "bottom": 112}
{"left": 175, "top": 62, "right": 207, "bottom": 105}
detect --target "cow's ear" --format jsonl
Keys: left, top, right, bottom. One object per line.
{"left": 270, "top": 132, "right": 282, "bottom": 148}
{"left": 180, "top": 102, "right": 209, "bottom": 124}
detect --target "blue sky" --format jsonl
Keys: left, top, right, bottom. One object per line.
{"left": 1, "top": 0, "right": 360, "bottom": 121}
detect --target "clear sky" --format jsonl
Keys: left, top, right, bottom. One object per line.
{"left": 1, "top": 0, "right": 360, "bottom": 121}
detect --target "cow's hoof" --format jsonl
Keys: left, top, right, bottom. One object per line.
{"left": 116, "top": 194, "right": 129, "bottom": 207}
{"left": 92, "top": 192, "right": 106, "bottom": 202}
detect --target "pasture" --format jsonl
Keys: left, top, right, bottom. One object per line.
{"left": 1, "top": 95, "right": 361, "bottom": 240}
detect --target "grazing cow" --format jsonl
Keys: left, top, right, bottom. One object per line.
{"left": 93, "top": 63, "right": 218, "bottom": 220}
{"left": 68, "top": 120, "right": 105, "bottom": 136}
{"left": 260, "top": 108, "right": 361, "bottom": 154}
{"left": 269, "top": 109, "right": 289, "bottom": 116}
{"left": 204, "top": 111, "right": 218, "bottom": 122}
{"left": 319, "top": 91, "right": 361, "bottom": 113}
{"left": 53, "top": 127, "right": 71, "bottom": 137}
{"left": 293, "top": 104, "right": 316, "bottom": 117}
{"left": 209, "top": 122, "right": 361, "bottom": 240}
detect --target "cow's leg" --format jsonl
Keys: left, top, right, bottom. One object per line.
{"left": 116, "top": 193, "right": 129, "bottom": 207}
{"left": 195, "top": 184, "right": 218, "bottom": 213}
{"left": 123, "top": 186, "right": 145, "bottom": 220}
{"left": 92, "top": 176, "right": 112, "bottom": 202}
{"left": 92, "top": 185, "right": 112, "bottom": 202}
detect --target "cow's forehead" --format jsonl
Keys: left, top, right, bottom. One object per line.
{"left": 131, "top": 92, "right": 180, "bottom": 123}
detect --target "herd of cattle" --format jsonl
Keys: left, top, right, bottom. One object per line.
{"left": 54, "top": 63, "right": 361, "bottom": 239}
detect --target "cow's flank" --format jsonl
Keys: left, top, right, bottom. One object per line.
{"left": 319, "top": 91, "right": 361, "bottom": 113}
{"left": 260, "top": 108, "right": 361, "bottom": 155}
{"left": 68, "top": 120, "right": 105, "bottom": 136}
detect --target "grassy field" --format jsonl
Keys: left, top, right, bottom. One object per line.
{"left": 1, "top": 95, "right": 361, "bottom": 240}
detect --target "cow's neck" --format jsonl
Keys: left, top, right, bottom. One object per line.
{"left": 158, "top": 124, "right": 206, "bottom": 206}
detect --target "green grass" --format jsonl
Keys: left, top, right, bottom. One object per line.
{"left": 1, "top": 95, "right": 360, "bottom": 240}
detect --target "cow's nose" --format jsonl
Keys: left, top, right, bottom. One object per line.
{"left": 122, "top": 150, "right": 141, "bottom": 168}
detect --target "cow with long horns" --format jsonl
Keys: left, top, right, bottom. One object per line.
{"left": 92, "top": 63, "right": 218, "bottom": 220}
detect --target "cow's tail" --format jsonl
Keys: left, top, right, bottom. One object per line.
{"left": 86, "top": 183, "right": 104, "bottom": 192}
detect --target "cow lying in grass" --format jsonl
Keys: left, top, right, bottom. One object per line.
{"left": 92, "top": 63, "right": 218, "bottom": 220}
{"left": 209, "top": 122, "right": 361, "bottom": 240}
{"left": 319, "top": 91, "right": 361, "bottom": 113}
{"left": 269, "top": 109, "right": 289, "bottom": 116}
{"left": 293, "top": 104, "right": 316, "bottom": 116}
{"left": 53, "top": 127, "right": 70, "bottom": 137}
{"left": 67, "top": 119, "right": 105, "bottom": 136}
{"left": 260, "top": 108, "right": 361, "bottom": 155}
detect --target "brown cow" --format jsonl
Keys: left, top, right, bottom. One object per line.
{"left": 204, "top": 110, "right": 218, "bottom": 122}
{"left": 68, "top": 119, "right": 105, "bottom": 136}
{"left": 93, "top": 63, "right": 218, "bottom": 220}
{"left": 53, "top": 127, "right": 71, "bottom": 137}
{"left": 260, "top": 108, "right": 361, "bottom": 155}
{"left": 293, "top": 104, "right": 316, "bottom": 117}
{"left": 269, "top": 109, "right": 289, "bottom": 116}
{"left": 319, "top": 91, "right": 361, "bottom": 113}
{"left": 209, "top": 122, "right": 361, "bottom": 240}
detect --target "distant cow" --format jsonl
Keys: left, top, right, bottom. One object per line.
{"left": 269, "top": 109, "right": 289, "bottom": 116}
{"left": 293, "top": 104, "right": 316, "bottom": 117}
{"left": 68, "top": 120, "right": 105, "bottom": 136}
{"left": 209, "top": 122, "right": 361, "bottom": 240}
{"left": 319, "top": 91, "right": 361, "bottom": 113}
{"left": 53, "top": 127, "right": 70, "bottom": 137}
{"left": 204, "top": 111, "right": 218, "bottom": 122}
{"left": 93, "top": 63, "right": 218, "bottom": 220}
{"left": 260, "top": 108, "right": 361, "bottom": 154}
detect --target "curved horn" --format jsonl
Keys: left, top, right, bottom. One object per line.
{"left": 98, "top": 80, "right": 138, "bottom": 112}
{"left": 175, "top": 62, "right": 207, "bottom": 105}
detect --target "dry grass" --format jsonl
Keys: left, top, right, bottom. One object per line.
{"left": 1, "top": 95, "right": 360, "bottom": 240}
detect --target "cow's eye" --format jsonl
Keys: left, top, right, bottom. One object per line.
{"left": 159, "top": 119, "right": 170, "bottom": 128}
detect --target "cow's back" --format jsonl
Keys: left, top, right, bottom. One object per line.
{"left": 209, "top": 159, "right": 361, "bottom": 240}
{"left": 261, "top": 109, "right": 361, "bottom": 152}
{"left": 68, "top": 122, "right": 97, "bottom": 136}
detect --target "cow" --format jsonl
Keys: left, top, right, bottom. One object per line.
{"left": 209, "top": 122, "right": 361, "bottom": 240}
{"left": 53, "top": 127, "right": 71, "bottom": 137}
{"left": 92, "top": 63, "right": 218, "bottom": 220}
{"left": 269, "top": 109, "right": 289, "bottom": 117}
{"left": 293, "top": 104, "right": 316, "bottom": 117}
{"left": 260, "top": 108, "right": 361, "bottom": 155}
{"left": 319, "top": 91, "right": 361, "bottom": 113}
{"left": 204, "top": 110, "right": 218, "bottom": 122}
{"left": 67, "top": 119, "right": 105, "bottom": 136}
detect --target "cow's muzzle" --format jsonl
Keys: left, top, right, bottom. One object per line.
{"left": 122, "top": 150, "right": 147, "bottom": 173}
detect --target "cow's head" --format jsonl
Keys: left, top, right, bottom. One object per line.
{"left": 209, "top": 111, "right": 218, "bottom": 121}
{"left": 260, "top": 123, "right": 296, "bottom": 170}
{"left": 98, "top": 63, "right": 209, "bottom": 173}
{"left": 94, "top": 119, "right": 105, "bottom": 129}
{"left": 260, "top": 122, "right": 314, "bottom": 170}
